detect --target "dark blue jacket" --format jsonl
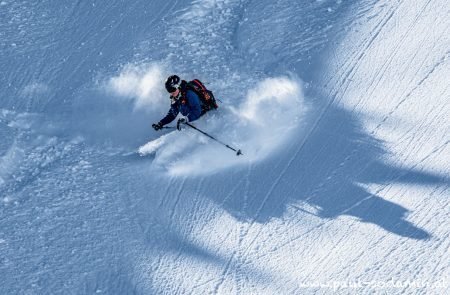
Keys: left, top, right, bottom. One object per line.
{"left": 159, "top": 89, "right": 203, "bottom": 126}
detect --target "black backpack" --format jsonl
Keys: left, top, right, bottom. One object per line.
{"left": 185, "top": 79, "right": 218, "bottom": 113}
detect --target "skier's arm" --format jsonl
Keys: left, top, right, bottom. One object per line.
{"left": 159, "top": 104, "right": 179, "bottom": 126}
{"left": 185, "top": 91, "right": 202, "bottom": 122}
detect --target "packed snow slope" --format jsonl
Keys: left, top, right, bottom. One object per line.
{"left": 1, "top": 0, "right": 449, "bottom": 294}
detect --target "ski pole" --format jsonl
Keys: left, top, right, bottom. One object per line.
{"left": 184, "top": 122, "right": 243, "bottom": 156}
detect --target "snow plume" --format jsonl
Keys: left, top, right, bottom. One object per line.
{"left": 145, "top": 76, "right": 305, "bottom": 176}
{"left": 68, "top": 63, "right": 173, "bottom": 148}
{"left": 233, "top": 76, "right": 305, "bottom": 157}
{"left": 107, "top": 63, "right": 167, "bottom": 112}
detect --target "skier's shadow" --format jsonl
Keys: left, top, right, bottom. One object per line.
{"left": 210, "top": 96, "right": 446, "bottom": 240}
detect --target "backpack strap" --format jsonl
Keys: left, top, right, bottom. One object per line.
{"left": 179, "top": 80, "right": 189, "bottom": 105}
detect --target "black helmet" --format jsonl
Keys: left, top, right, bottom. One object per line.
{"left": 165, "top": 75, "right": 181, "bottom": 93}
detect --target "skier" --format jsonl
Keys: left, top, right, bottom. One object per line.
{"left": 152, "top": 75, "right": 216, "bottom": 131}
{"left": 150, "top": 75, "right": 242, "bottom": 155}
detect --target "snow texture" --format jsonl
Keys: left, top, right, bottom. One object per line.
{"left": 0, "top": 0, "right": 449, "bottom": 294}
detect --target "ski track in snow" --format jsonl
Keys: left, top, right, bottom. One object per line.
{"left": 1, "top": 0, "right": 449, "bottom": 294}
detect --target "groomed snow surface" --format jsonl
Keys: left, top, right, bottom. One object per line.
{"left": 1, "top": 0, "right": 449, "bottom": 294}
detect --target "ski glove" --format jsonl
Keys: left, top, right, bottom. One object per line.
{"left": 177, "top": 117, "right": 188, "bottom": 131}
{"left": 152, "top": 122, "right": 163, "bottom": 131}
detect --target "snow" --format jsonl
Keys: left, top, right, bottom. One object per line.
{"left": 1, "top": 0, "right": 449, "bottom": 294}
